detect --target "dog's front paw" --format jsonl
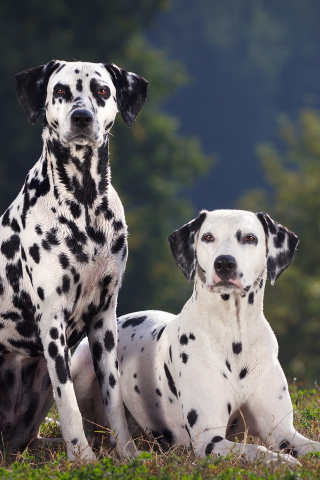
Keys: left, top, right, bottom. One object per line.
{"left": 265, "top": 450, "right": 300, "bottom": 467}
{"left": 67, "top": 441, "right": 97, "bottom": 462}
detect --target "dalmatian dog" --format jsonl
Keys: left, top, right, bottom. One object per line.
{"left": 0, "top": 60, "right": 148, "bottom": 461}
{"left": 72, "top": 209, "right": 320, "bottom": 465}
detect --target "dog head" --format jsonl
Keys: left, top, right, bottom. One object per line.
{"left": 168, "top": 209, "right": 299, "bottom": 294}
{"left": 15, "top": 60, "right": 148, "bottom": 147}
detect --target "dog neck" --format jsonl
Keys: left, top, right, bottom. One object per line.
{"left": 191, "top": 265, "right": 267, "bottom": 330}
{"left": 37, "top": 125, "right": 111, "bottom": 206}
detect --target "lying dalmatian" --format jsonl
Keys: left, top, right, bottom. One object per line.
{"left": 0, "top": 60, "right": 148, "bottom": 460}
{"left": 71, "top": 209, "right": 320, "bottom": 465}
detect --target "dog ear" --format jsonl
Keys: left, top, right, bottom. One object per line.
{"left": 15, "top": 60, "right": 60, "bottom": 124}
{"left": 256, "top": 212, "right": 299, "bottom": 285}
{"left": 104, "top": 63, "right": 148, "bottom": 127}
{"left": 168, "top": 210, "right": 208, "bottom": 282}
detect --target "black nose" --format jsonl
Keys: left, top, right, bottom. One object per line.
{"left": 214, "top": 255, "right": 237, "bottom": 279}
{"left": 71, "top": 110, "right": 93, "bottom": 128}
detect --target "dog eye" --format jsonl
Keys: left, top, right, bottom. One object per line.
{"left": 98, "top": 88, "right": 109, "bottom": 95}
{"left": 202, "top": 233, "right": 215, "bottom": 243}
{"left": 244, "top": 235, "right": 257, "bottom": 243}
{"left": 54, "top": 86, "right": 65, "bottom": 95}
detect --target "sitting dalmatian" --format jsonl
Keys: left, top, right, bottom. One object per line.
{"left": 0, "top": 60, "right": 148, "bottom": 460}
{"left": 71, "top": 209, "right": 320, "bottom": 465}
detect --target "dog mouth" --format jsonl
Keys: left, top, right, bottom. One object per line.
{"left": 214, "top": 280, "right": 235, "bottom": 288}
{"left": 207, "top": 280, "right": 242, "bottom": 294}
{"left": 65, "top": 133, "right": 97, "bottom": 146}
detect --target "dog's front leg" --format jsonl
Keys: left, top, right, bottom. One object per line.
{"left": 178, "top": 382, "right": 299, "bottom": 465}
{"left": 87, "top": 298, "right": 138, "bottom": 458}
{"left": 247, "top": 366, "right": 320, "bottom": 457}
{"left": 40, "top": 316, "right": 96, "bottom": 461}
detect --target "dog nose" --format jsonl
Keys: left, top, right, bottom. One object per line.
{"left": 71, "top": 110, "right": 93, "bottom": 128}
{"left": 214, "top": 255, "right": 237, "bottom": 279}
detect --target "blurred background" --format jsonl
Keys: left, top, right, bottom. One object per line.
{"left": 1, "top": 0, "right": 320, "bottom": 382}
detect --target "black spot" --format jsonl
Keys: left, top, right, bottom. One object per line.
{"left": 71, "top": 438, "right": 78, "bottom": 445}
{"left": 37, "top": 287, "right": 45, "bottom": 300}
{"left": 133, "top": 373, "right": 137, "bottom": 378}
{"left": 55, "top": 355, "right": 68, "bottom": 383}
{"left": 164, "top": 363, "right": 178, "bottom": 398}
{"left": 10, "top": 219, "right": 20, "bottom": 233}
{"left": 226, "top": 360, "right": 231, "bottom": 372}
{"left": 76, "top": 79, "right": 83, "bottom": 92}
{"left": 189, "top": 333, "right": 196, "bottom": 340}
{"left": 57, "top": 386, "right": 61, "bottom": 397}
{"left": 187, "top": 409, "right": 198, "bottom": 427}
{"left": 181, "top": 353, "right": 188, "bottom": 363}
{"left": 60, "top": 334, "right": 65, "bottom": 346}
{"left": 104, "top": 330, "right": 115, "bottom": 351}
{"left": 221, "top": 294, "right": 230, "bottom": 301}
{"left": 169, "top": 345, "right": 173, "bottom": 362}
{"left": 29, "top": 244, "right": 40, "bottom": 264}
{"left": 50, "top": 327, "right": 59, "bottom": 339}
{"left": 62, "top": 275, "right": 71, "bottom": 294}
{"left": 248, "top": 292, "right": 254, "bottom": 304}
{"left": 232, "top": 342, "right": 242, "bottom": 354}
{"left": 94, "top": 318, "right": 103, "bottom": 329}
{"left": 205, "top": 435, "right": 223, "bottom": 455}
{"left": 235, "top": 229, "right": 242, "bottom": 242}
{"left": 68, "top": 201, "right": 81, "bottom": 219}
{"left": 1, "top": 234, "right": 20, "bottom": 260}
{"left": 227, "top": 403, "right": 231, "bottom": 415}
{"left": 156, "top": 388, "right": 162, "bottom": 397}
{"left": 42, "top": 239, "right": 51, "bottom": 251}
{"left": 48, "top": 341, "right": 58, "bottom": 358}
{"left": 259, "top": 279, "right": 264, "bottom": 289}
{"left": 239, "top": 367, "right": 248, "bottom": 379}
{"left": 109, "top": 373, "right": 116, "bottom": 388}
{"left": 157, "top": 326, "right": 165, "bottom": 341}
{"left": 111, "top": 234, "right": 126, "bottom": 254}
{"left": 46, "top": 228, "right": 59, "bottom": 246}
{"left": 134, "top": 385, "right": 140, "bottom": 394}
{"left": 113, "top": 219, "right": 124, "bottom": 231}
{"left": 6, "top": 260, "right": 23, "bottom": 292}
{"left": 179, "top": 334, "right": 188, "bottom": 346}
{"left": 121, "top": 316, "right": 147, "bottom": 329}
{"left": 92, "top": 341, "right": 103, "bottom": 361}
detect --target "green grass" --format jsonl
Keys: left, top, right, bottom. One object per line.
{"left": 1, "top": 382, "right": 320, "bottom": 479}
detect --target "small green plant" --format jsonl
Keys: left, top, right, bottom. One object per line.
{"left": 1, "top": 384, "right": 320, "bottom": 479}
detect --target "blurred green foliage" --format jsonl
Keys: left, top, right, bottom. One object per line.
{"left": 238, "top": 109, "right": 320, "bottom": 382}
{"left": 0, "top": 0, "right": 212, "bottom": 315}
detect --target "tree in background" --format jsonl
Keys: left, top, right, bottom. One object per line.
{"left": 238, "top": 109, "right": 320, "bottom": 382}
{"left": 0, "top": 0, "right": 212, "bottom": 314}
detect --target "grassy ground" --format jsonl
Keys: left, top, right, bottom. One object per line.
{"left": 1, "top": 382, "right": 320, "bottom": 479}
